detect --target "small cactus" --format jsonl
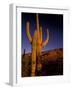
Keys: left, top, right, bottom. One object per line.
{"left": 24, "top": 49, "right": 25, "bottom": 56}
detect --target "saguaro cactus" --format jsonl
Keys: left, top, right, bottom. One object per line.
{"left": 26, "top": 14, "right": 49, "bottom": 76}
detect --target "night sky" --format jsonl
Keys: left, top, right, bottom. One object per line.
{"left": 21, "top": 12, "right": 63, "bottom": 54}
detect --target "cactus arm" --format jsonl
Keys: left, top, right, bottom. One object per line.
{"left": 40, "top": 26, "right": 42, "bottom": 43}
{"left": 42, "top": 29, "right": 49, "bottom": 47}
{"left": 36, "top": 14, "right": 39, "bottom": 34}
{"left": 31, "top": 30, "right": 37, "bottom": 76}
{"left": 36, "top": 13, "right": 41, "bottom": 43}
{"left": 26, "top": 21, "right": 32, "bottom": 43}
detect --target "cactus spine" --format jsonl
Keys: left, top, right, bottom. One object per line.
{"left": 26, "top": 14, "right": 49, "bottom": 76}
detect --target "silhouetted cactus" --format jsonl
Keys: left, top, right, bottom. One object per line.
{"left": 26, "top": 14, "right": 49, "bottom": 76}
{"left": 24, "top": 49, "right": 25, "bottom": 56}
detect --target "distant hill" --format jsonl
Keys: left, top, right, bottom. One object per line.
{"left": 41, "top": 48, "right": 63, "bottom": 62}
{"left": 22, "top": 48, "right": 63, "bottom": 62}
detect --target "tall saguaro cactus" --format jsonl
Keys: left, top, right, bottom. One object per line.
{"left": 26, "top": 14, "right": 49, "bottom": 76}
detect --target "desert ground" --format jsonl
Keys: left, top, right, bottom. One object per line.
{"left": 21, "top": 48, "right": 63, "bottom": 77}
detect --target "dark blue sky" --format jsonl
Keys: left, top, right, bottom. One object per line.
{"left": 21, "top": 13, "right": 63, "bottom": 54}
